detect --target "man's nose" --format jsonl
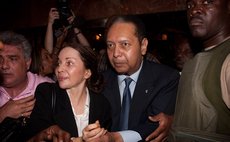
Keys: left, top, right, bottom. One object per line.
{"left": 0, "top": 59, "right": 10, "bottom": 69}
{"left": 113, "top": 46, "right": 121, "bottom": 57}
{"left": 190, "top": 2, "right": 205, "bottom": 16}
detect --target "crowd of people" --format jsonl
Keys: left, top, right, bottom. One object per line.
{"left": 0, "top": 0, "right": 230, "bottom": 141}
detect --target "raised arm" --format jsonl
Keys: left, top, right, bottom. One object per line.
{"left": 44, "top": 8, "right": 59, "bottom": 54}
{"left": 73, "top": 27, "right": 90, "bottom": 47}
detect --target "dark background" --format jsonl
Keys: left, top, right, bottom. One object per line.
{"left": 0, "top": 0, "right": 195, "bottom": 68}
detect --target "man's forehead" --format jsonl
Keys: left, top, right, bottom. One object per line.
{"left": 0, "top": 44, "right": 22, "bottom": 55}
{"left": 0, "top": 44, "right": 20, "bottom": 49}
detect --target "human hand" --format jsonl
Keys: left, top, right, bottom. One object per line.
{"left": 67, "top": 15, "right": 75, "bottom": 25}
{"left": 73, "top": 27, "right": 81, "bottom": 35}
{"left": 82, "top": 120, "right": 107, "bottom": 142}
{"left": 145, "top": 113, "right": 173, "bottom": 142}
{"left": 0, "top": 95, "right": 35, "bottom": 122}
{"left": 84, "top": 132, "right": 123, "bottom": 142}
{"left": 48, "top": 8, "right": 60, "bottom": 24}
{"left": 27, "top": 125, "right": 71, "bottom": 142}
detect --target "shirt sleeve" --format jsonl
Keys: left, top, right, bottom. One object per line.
{"left": 118, "top": 130, "right": 142, "bottom": 142}
{"left": 221, "top": 53, "right": 230, "bottom": 109}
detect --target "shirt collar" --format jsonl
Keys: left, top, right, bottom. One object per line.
{"left": 0, "top": 72, "right": 33, "bottom": 99}
{"left": 118, "top": 61, "right": 143, "bottom": 84}
{"left": 204, "top": 36, "right": 230, "bottom": 51}
{"left": 85, "top": 88, "right": 90, "bottom": 108}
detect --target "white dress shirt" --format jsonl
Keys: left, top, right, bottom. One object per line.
{"left": 68, "top": 88, "right": 90, "bottom": 137}
{"left": 117, "top": 61, "right": 143, "bottom": 142}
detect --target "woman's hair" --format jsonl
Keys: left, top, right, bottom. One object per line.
{"left": 62, "top": 39, "right": 104, "bottom": 93}
{"left": 30, "top": 46, "right": 42, "bottom": 74}
{"left": 30, "top": 47, "right": 54, "bottom": 77}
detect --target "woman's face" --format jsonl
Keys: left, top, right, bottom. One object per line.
{"left": 40, "top": 48, "right": 54, "bottom": 75}
{"left": 55, "top": 47, "right": 91, "bottom": 89}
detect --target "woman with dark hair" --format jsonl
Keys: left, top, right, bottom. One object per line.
{"left": 23, "top": 40, "right": 111, "bottom": 142}
{"left": 30, "top": 47, "right": 55, "bottom": 79}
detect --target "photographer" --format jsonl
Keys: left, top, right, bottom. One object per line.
{"left": 45, "top": 7, "right": 90, "bottom": 63}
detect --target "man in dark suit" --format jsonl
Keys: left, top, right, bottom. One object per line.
{"left": 27, "top": 15, "right": 180, "bottom": 142}
{"left": 83, "top": 15, "right": 180, "bottom": 142}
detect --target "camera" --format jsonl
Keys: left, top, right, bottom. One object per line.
{"left": 54, "top": 0, "right": 72, "bottom": 29}
{"left": 58, "top": 0, "right": 72, "bottom": 26}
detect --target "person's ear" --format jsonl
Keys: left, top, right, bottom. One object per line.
{"left": 141, "top": 38, "right": 148, "bottom": 56}
{"left": 84, "top": 69, "right": 92, "bottom": 79}
{"left": 26, "top": 58, "right": 32, "bottom": 70}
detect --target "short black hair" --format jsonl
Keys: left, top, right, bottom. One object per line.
{"left": 105, "top": 15, "right": 146, "bottom": 42}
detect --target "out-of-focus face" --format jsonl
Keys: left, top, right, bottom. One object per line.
{"left": 106, "top": 22, "right": 148, "bottom": 75}
{"left": 55, "top": 47, "right": 91, "bottom": 89}
{"left": 0, "top": 45, "right": 31, "bottom": 88}
{"left": 40, "top": 48, "right": 54, "bottom": 75}
{"left": 186, "top": 0, "right": 229, "bottom": 41}
{"left": 174, "top": 40, "right": 194, "bottom": 70}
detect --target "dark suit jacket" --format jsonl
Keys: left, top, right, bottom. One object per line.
{"left": 24, "top": 82, "right": 111, "bottom": 139}
{"left": 103, "top": 60, "right": 180, "bottom": 139}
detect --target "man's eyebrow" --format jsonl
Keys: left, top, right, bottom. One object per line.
{"left": 5, "top": 55, "right": 19, "bottom": 59}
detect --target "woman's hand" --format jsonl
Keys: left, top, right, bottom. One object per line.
{"left": 82, "top": 120, "right": 107, "bottom": 142}
{"left": 48, "top": 8, "right": 60, "bottom": 25}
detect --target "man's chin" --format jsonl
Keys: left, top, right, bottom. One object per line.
{"left": 114, "top": 69, "right": 127, "bottom": 75}
{"left": 1, "top": 78, "right": 15, "bottom": 87}
{"left": 190, "top": 28, "right": 206, "bottom": 39}
{"left": 1, "top": 83, "right": 15, "bottom": 88}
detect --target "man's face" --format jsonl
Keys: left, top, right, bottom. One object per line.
{"left": 0, "top": 45, "right": 31, "bottom": 87}
{"left": 174, "top": 40, "right": 194, "bottom": 70}
{"left": 186, "top": 0, "right": 229, "bottom": 40}
{"left": 106, "top": 22, "right": 148, "bottom": 75}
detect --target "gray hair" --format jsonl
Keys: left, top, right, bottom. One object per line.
{"left": 0, "top": 31, "right": 32, "bottom": 60}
